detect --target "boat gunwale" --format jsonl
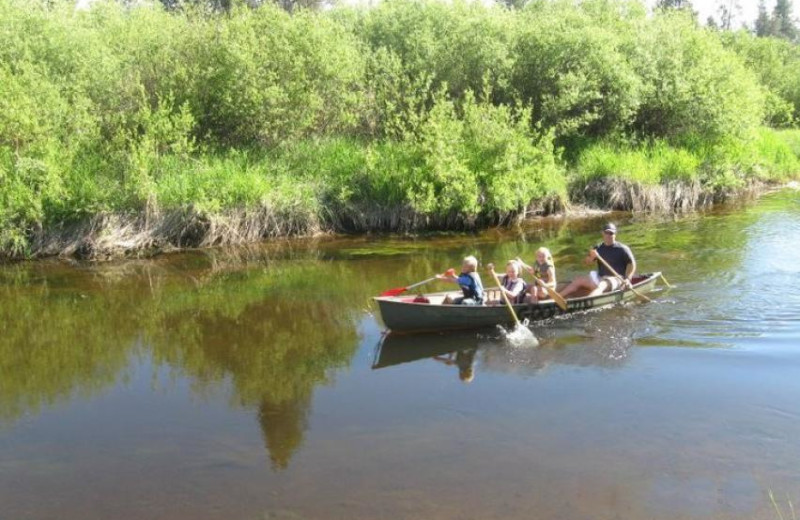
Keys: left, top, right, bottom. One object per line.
{"left": 374, "top": 272, "right": 661, "bottom": 307}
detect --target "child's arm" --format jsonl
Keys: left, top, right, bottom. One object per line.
{"left": 436, "top": 268, "right": 459, "bottom": 284}
{"left": 503, "top": 279, "right": 524, "bottom": 298}
{"left": 515, "top": 257, "right": 543, "bottom": 282}
{"left": 544, "top": 266, "right": 556, "bottom": 288}
{"left": 515, "top": 257, "right": 535, "bottom": 275}
{"left": 436, "top": 273, "right": 459, "bottom": 283}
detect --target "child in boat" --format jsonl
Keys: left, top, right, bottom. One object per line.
{"left": 518, "top": 247, "right": 557, "bottom": 303}
{"left": 491, "top": 260, "right": 526, "bottom": 304}
{"left": 437, "top": 255, "right": 485, "bottom": 305}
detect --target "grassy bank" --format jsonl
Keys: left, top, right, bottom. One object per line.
{"left": 15, "top": 128, "right": 567, "bottom": 259}
{"left": 8, "top": 127, "right": 799, "bottom": 260}
{"left": 571, "top": 128, "right": 800, "bottom": 212}
{"left": 2, "top": 0, "right": 800, "bottom": 260}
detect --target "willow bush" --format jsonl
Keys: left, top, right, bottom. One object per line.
{"left": 510, "top": 0, "right": 645, "bottom": 144}
{"left": 724, "top": 31, "right": 800, "bottom": 127}
{"left": 356, "top": 0, "right": 515, "bottom": 105}
{"left": 1, "top": 0, "right": 799, "bottom": 258}
{"left": 632, "top": 11, "right": 766, "bottom": 144}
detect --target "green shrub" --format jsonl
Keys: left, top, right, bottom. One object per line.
{"left": 358, "top": 0, "right": 514, "bottom": 103}
{"left": 1, "top": 0, "right": 798, "bottom": 257}
{"left": 511, "top": 0, "right": 644, "bottom": 142}
{"left": 724, "top": 32, "right": 800, "bottom": 127}
{"left": 632, "top": 12, "right": 765, "bottom": 143}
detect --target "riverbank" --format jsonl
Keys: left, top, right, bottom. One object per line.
{"left": 13, "top": 174, "right": 797, "bottom": 262}
{"left": 5, "top": 129, "right": 800, "bottom": 261}
{"left": 6, "top": 127, "right": 798, "bottom": 261}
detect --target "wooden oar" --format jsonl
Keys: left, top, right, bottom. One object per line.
{"left": 488, "top": 265, "right": 523, "bottom": 328}
{"left": 593, "top": 254, "right": 652, "bottom": 302}
{"left": 488, "top": 265, "right": 538, "bottom": 347}
{"left": 380, "top": 268, "right": 455, "bottom": 297}
{"left": 515, "top": 258, "right": 568, "bottom": 311}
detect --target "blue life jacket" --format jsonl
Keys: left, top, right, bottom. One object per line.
{"left": 457, "top": 272, "right": 484, "bottom": 303}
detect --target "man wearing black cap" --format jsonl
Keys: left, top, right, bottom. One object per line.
{"left": 559, "top": 222, "right": 637, "bottom": 298}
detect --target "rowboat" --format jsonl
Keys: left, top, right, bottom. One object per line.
{"left": 373, "top": 272, "right": 662, "bottom": 334}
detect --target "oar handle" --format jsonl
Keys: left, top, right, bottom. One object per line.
{"left": 404, "top": 276, "right": 439, "bottom": 292}
{"left": 380, "top": 268, "right": 456, "bottom": 297}
{"left": 594, "top": 253, "right": 651, "bottom": 302}
{"left": 489, "top": 266, "right": 521, "bottom": 327}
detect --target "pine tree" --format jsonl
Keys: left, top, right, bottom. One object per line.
{"left": 754, "top": 0, "right": 773, "bottom": 37}
{"left": 772, "top": 0, "right": 798, "bottom": 41}
{"left": 655, "top": 0, "right": 693, "bottom": 9}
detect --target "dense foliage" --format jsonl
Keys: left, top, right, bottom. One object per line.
{"left": 1, "top": 0, "right": 799, "bottom": 258}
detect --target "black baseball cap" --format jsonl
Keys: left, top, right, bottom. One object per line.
{"left": 603, "top": 223, "right": 617, "bottom": 233}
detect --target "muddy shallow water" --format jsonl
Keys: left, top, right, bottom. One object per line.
{"left": 1, "top": 189, "right": 799, "bottom": 520}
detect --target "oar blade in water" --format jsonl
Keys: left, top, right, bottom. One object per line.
{"left": 499, "top": 318, "right": 539, "bottom": 348}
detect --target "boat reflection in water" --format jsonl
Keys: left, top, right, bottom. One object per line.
{"left": 372, "top": 307, "right": 647, "bottom": 381}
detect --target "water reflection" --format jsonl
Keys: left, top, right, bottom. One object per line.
{"left": 0, "top": 252, "right": 363, "bottom": 471}
{"left": 1, "top": 189, "right": 799, "bottom": 520}
{"left": 373, "top": 307, "right": 648, "bottom": 380}
{"left": 432, "top": 348, "right": 478, "bottom": 382}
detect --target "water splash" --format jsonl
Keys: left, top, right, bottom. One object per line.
{"left": 497, "top": 318, "right": 539, "bottom": 348}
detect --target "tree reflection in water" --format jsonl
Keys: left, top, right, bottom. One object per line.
{"left": 1, "top": 199, "right": 763, "bottom": 471}
{"left": 0, "top": 250, "right": 362, "bottom": 470}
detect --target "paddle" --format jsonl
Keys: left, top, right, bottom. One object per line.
{"left": 487, "top": 265, "right": 522, "bottom": 326}
{"left": 593, "top": 253, "right": 652, "bottom": 302}
{"left": 380, "top": 268, "right": 456, "bottom": 297}
{"left": 488, "top": 264, "right": 538, "bottom": 346}
{"left": 515, "top": 258, "right": 568, "bottom": 311}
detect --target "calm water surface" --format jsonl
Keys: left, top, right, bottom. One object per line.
{"left": 2, "top": 189, "right": 800, "bottom": 520}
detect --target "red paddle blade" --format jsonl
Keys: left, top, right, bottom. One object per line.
{"left": 380, "top": 287, "right": 407, "bottom": 297}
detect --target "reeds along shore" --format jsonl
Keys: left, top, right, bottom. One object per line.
{"left": 8, "top": 177, "right": 788, "bottom": 262}
{"left": 2, "top": 0, "right": 800, "bottom": 260}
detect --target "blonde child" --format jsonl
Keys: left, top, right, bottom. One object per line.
{"left": 490, "top": 260, "right": 526, "bottom": 304}
{"left": 437, "top": 255, "right": 485, "bottom": 305}
{"left": 518, "top": 247, "right": 557, "bottom": 303}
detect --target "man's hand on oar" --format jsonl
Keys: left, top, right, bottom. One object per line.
{"left": 593, "top": 253, "right": 651, "bottom": 302}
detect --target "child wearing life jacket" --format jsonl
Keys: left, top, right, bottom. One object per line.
{"left": 437, "top": 255, "right": 485, "bottom": 305}
{"left": 521, "top": 247, "right": 557, "bottom": 303}
{"left": 495, "top": 260, "right": 526, "bottom": 304}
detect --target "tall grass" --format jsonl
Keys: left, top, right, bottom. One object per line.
{"left": 572, "top": 129, "right": 800, "bottom": 210}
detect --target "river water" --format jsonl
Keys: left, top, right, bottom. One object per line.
{"left": 1, "top": 189, "right": 799, "bottom": 520}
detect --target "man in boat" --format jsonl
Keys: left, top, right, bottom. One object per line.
{"left": 559, "top": 223, "right": 636, "bottom": 298}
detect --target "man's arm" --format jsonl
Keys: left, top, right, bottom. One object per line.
{"left": 584, "top": 246, "right": 598, "bottom": 266}
{"left": 624, "top": 246, "right": 636, "bottom": 284}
